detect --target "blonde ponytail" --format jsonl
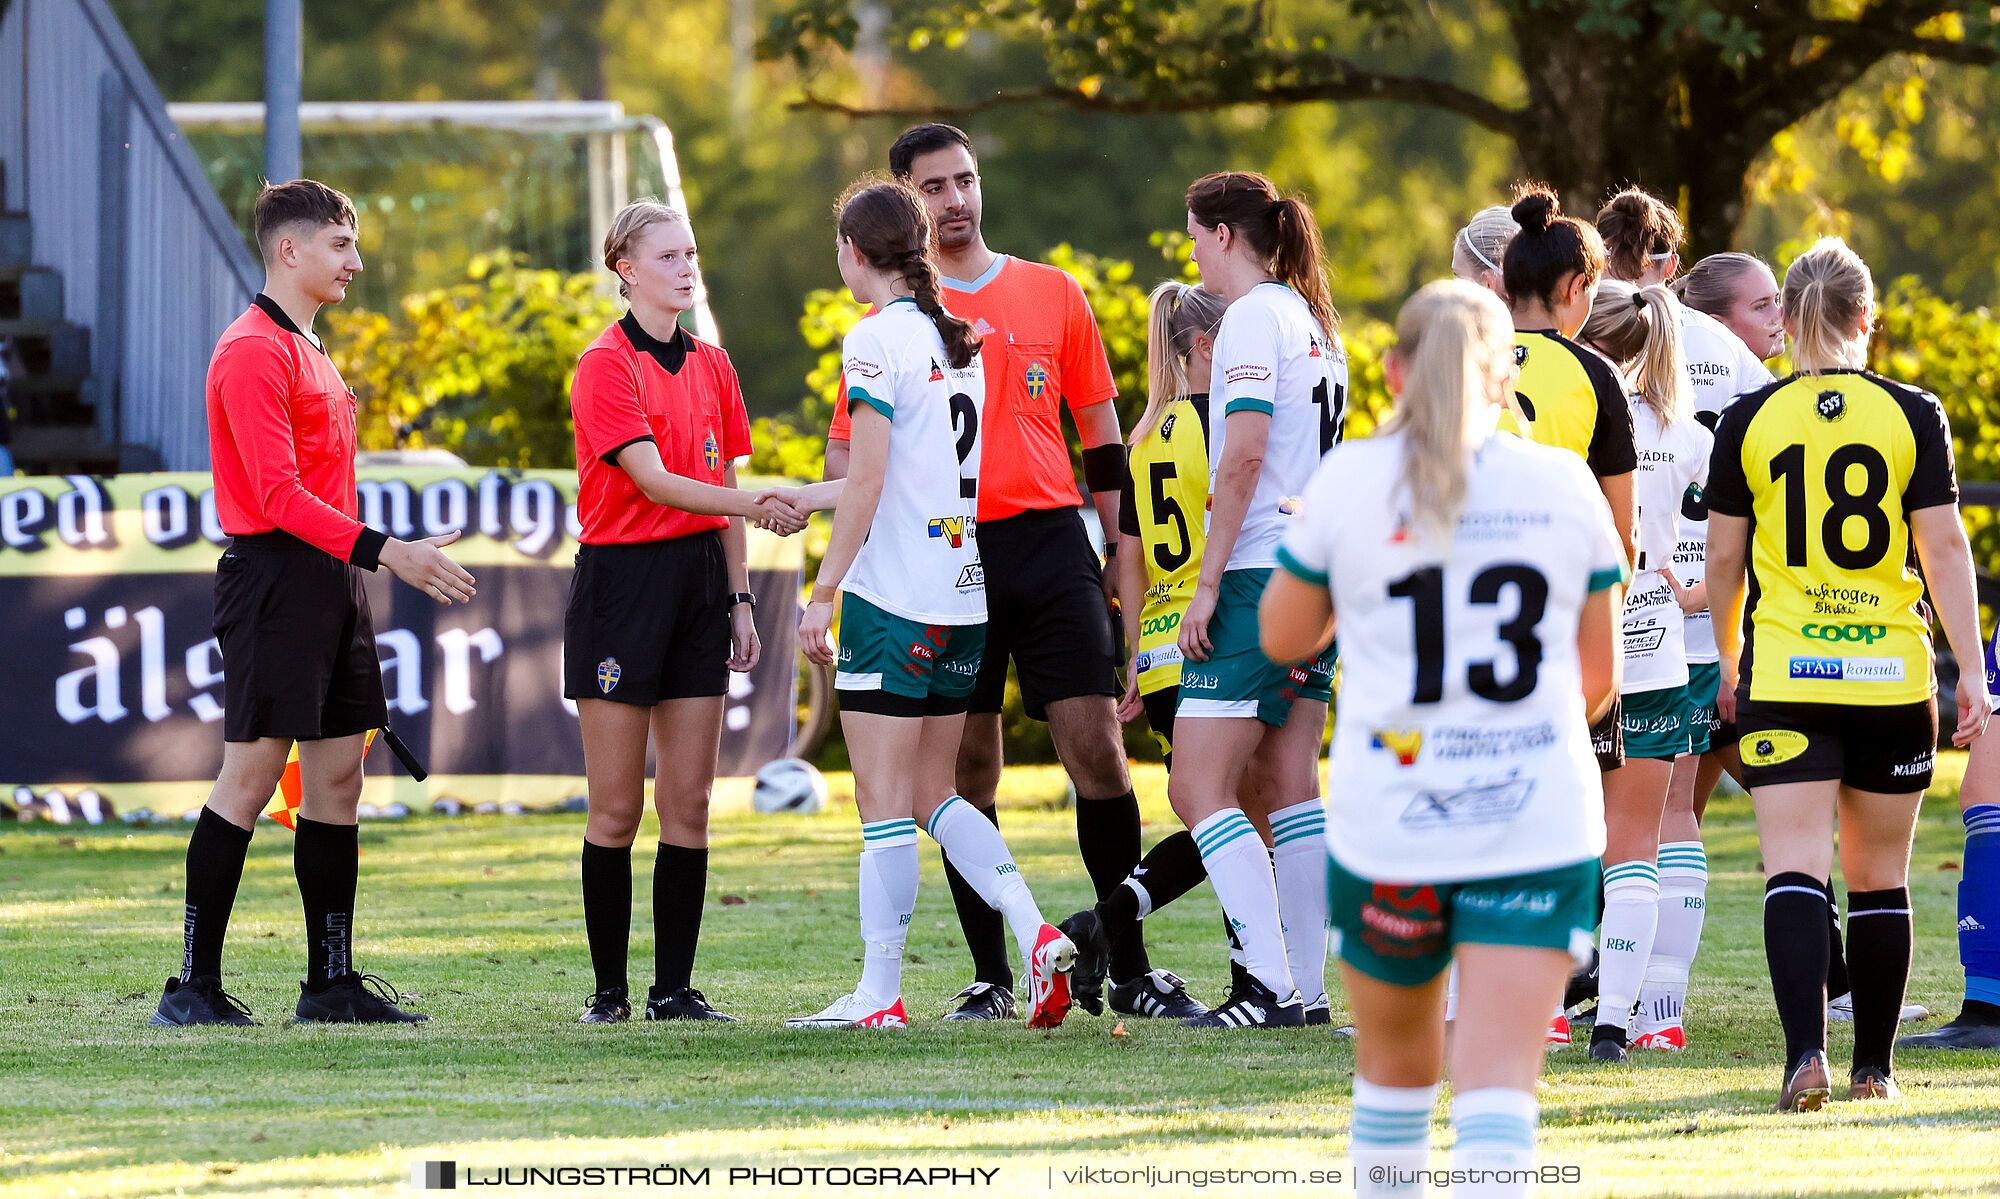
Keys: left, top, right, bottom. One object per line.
{"left": 1381, "top": 279, "right": 1515, "bottom": 541}
{"left": 1784, "top": 238, "right": 1873, "bottom": 373}
{"left": 1134, "top": 282, "right": 1228, "bottom": 447}
{"left": 1631, "top": 285, "right": 1690, "bottom": 425}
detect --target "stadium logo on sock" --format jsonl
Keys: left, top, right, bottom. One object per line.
{"left": 1370, "top": 728, "right": 1423, "bottom": 766}
{"left": 596, "top": 657, "right": 622, "bottom": 694}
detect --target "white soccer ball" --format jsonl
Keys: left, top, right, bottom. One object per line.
{"left": 751, "top": 758, "right": 828, "bottom": 815}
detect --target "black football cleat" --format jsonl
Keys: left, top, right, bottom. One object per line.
{"left": 1183, "top": 975, "right": 1304, "bottom": 1028}
{"left": 1587, "top": 1029, "right": 1631, "bottom": 1063}
{"left": 1058, "top": 909, "right": 1111, "bottom": 1016}
{"left": 151, "top": 975, "right": 257, "bottom": 1027}
{"left": 1896, "top": 1012, "right": 2000, "bottom": 1051}
{"left": 940, "top": 982, "right": 1017, "bottom": 1021}
{"left": 645, "top": 985, "right": 739, "bottom": 1022}
{"left": 1110, "top": 969, "right": 1208, "bottom": 1020}
{"left": 295, "top": 973, "right": 430, "bottom": 1024}
{"left": 1564, "top": 950, "right": 1600, "bottom": 1011}
{"left": 579, "top": 986, "right": 632, "bottom": 1024}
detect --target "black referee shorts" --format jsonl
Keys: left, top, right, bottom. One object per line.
{"left": 563, "top": 531, "right": 729, "bottom": 707}
{"left": 969, "top": 507, "right": 1120, "bottom": 720}
{"left": 215, "top": 532, "right": 388, "bottom": 743}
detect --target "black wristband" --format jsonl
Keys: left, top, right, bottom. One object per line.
{"left": 729, "top": 592, "right": 756, "bottom": 610}
{"left": 1082, "top": 443, "right": 1128, "bottom": 494}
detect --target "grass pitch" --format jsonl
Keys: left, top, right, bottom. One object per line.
{"left": 2, "top": 760, "right": 1998, "bottom": 1199}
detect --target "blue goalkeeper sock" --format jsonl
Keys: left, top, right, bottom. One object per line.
{"left": 1964, "top": 804, "right": 2000, "bottom": 1006}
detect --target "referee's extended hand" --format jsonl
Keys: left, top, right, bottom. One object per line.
{"left": 750, "top": 488, "right": 810, "bottom": 536}
{"left": 381, "top": 531, "right": 477, "bottom": 605}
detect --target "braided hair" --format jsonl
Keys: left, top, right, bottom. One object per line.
{"left": 836, "top": 179, "right": 981, "bottom": 370}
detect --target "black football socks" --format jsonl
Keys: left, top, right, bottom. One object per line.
{"left": 653, "top": 843, "right": 707, "bottom": 994}
{"left": 1844, "top": 886, "right": 1913, "bottom": 1075}
{"left": 581, "top": 839, "right": 633, "bottom": 996}
{"left": 1077, "top": 790, "right": 1150, "bottom": 981}
{"left": 1765, "top": 872, "right": 1832, "bottom": 1067}
{"left": 294, "top": 817, "right": 359, "bottom": 990}
{"left": 180, "top": 807, "right": 254, "bottom": 981}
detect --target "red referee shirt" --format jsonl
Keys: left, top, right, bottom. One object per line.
{"left": 206, "top": 295, "right": 387, "bottom": 568}
{"left": 570, "top": 314, "right": 754, "bottom": 545}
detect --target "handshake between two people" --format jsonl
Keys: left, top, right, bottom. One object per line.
{"left": 744, "top": 482, "right": 844, "bottom": 536}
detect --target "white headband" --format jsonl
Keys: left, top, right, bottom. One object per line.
{"left": 1458, "top": 227, "right": 1500, "bottom": 273}
{"left": 1648, "top": 251, "right": 1675, "bottom": 262}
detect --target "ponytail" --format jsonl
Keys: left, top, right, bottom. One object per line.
{"left": 1632, "top": 285, "right": 1690, "bottom": 425}
{"left": 1136, "top": 281, "right": 1228, "bottom": 446}
{"left": 1187, "top": 172, "right": 1341, "bottom": 344}
{"left": 1502, "top": 182, "right": 1606, "bottom": 313}
{"left": 1673, "top": 251, "right": 1767, "bottom": 318}
{"left": 1580, "top": 280, "right": 1691, "bottom": 425}
{"left": 1380, "top": 279, "right": 1515, "bottom": 542}
{"left": 1594, "top": 187, "right": 1684, "bottom": 283}
{"left": 1782, "top": 238, "right": 1873, "bottom": 373}
{"left": 836, "top": 178, "right": 982, "bottom": 369}
{"left": 1270, "top": 197, "right": 1341, "bottom": 342}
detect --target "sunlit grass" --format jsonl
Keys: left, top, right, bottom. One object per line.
{"left": 2, "top": 760, "right": 1996, "bottom": 1197}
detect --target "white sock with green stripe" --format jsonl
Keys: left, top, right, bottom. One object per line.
{"left": 1451, "top": 1087, "right": 1537, "bottom": 1198}
{"left": 1350, "top": 1076, "right": 1434, "bottom": 1196}
{"left": 1192, "top": 808, "right": 1295, "bottom": 998}
{"left": 926, "top": 796, "right": 1046, "bottom": 954}
{"left": 1636, "top": 840, "right": 1708, "bottom": 1033}
{"left": 857, "top": 819, "right": 919, "bottom": 1008}
{"left": 1269, "top": 798, "right": 1330, "bottom": 1006}
{"left": 1596, "top": 858, "right": 1661, "bottom": 1038}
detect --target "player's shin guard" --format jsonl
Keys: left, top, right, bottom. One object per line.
{"left": 857, "top": 820, "right": 920, "bottom": 1008}
{"left": 1451, "top": 1087, "right": 1538, "bottom": 1199}
{"left": 1636, "top": 840, "right": 1707, "bottom": 1036}
{"left": 1192, "top": 808, "right": 1294, "bottom": 998}
{"left": 941, "top": 804, "right": 1013, "bottom": 989}
{"left": 1764, "top": 872, "right": 1832, "bottom": 1067}
{"left": 181, "top": 807, "right": 254, "bottom": 981}
{"left": 1845, "top": 886, "right": 1913, "bottom": 1076}
{"left": 1350, "top": 1077, "right": 1434, "bottom": 1197}
{"left": 294, "top": 817, "right": 359, "bottom": 989}
{"left": 1269, "top": 798, "right": 1330, "bottom": 1006}
{"left": 1595, "top": 859, "right": 1661, "bottom": 1039}
{"left": 1962, "top": 805, "right": 2000, "bottom": 1008}
{"left": 927, "top": 796, "right": 1046, "bottom": 953}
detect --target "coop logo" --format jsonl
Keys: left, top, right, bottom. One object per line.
{"left": 928, "top": 516, "right": 970, "bottom": 547}
{"left": 1024, "top": 361, "right": 1049, "bottom": 402}
{"left": 1801, "top": 622, "right": 1888, "bottom": 644}
{"left": 596, "top": 657, "right": 621, "bottom": 694}
{"left": 703, "top": 433, "right": 720, "bottom": 472}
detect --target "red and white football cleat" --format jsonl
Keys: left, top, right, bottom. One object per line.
{"left": 1025, "top": 924, "right": 1078, "bottom": 1029}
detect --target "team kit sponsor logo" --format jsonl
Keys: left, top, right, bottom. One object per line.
{"left": 927, "top": 515, "right": 974, "bottom": 548}
{"left": 1159, "top": 412, "right": 1179, "bottom": 440}
{"left": 1133, "top": 644, "right": 1185, "bottom": 674}
{"left": 1427, "top": 722, "right": 1559, "bottom": 760}
{"left": 1800, "top": 622, "right": 1889, "bottom": 643}
{"left": 1398, "top": 775, "right": 1536, "bottom": 830}
{"left": 1370, "top": 728, "right": 1424, "bottom": 766}
{"left": 1788, "top": 656, "right": 1905, "bottom": 681}
{"left": 1224, "top": 363, "right": 1273, "bottom": 385}
{"left": 1621, "top": 626, "right": 1667, "bottom": 654}
{"left": 1360, "top": 884, "right": 1446, "bottom": 957}
{"left": 1802, "top": 582, "right": 1881, "bottom": 616}
{"left": 1454, "top": 886, "right": 1558, "bottom": 917}
{"left": 1740, "top": 729, "right": 1810, "bottom": 766}
{"left": 955, "top": 563, "right": 984, "bottom": 589}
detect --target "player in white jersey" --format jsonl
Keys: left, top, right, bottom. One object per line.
{"left": 1578, "top": 279, "right": 1712, "bottom": 1057}
{"left": 1262, "top": 280, "right": 1622, "bottom": 1199}
{"left": 1450, "top": 205, "right": 1520, "bottom": 300}
{"left": 791, "top": 181, "right": 1074, "bottom": 1030}
{"left": 1169, "top": 171, "right": 1345, "bottom": 1029}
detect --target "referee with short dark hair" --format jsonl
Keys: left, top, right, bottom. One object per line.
{"left": 151, "top": 179, "right": 476, "bottom": 1027}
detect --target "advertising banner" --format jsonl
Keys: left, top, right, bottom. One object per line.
{"left": 0, "top": 469, "right": 804, "bottom": 807}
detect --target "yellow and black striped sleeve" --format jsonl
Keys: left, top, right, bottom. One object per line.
{"left": 1578, "top": 348, "right": 1637, "bottom": 479}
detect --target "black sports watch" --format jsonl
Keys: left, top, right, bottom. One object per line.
{"left": 728, "top": 592, "right": 756, "bottom": 610}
